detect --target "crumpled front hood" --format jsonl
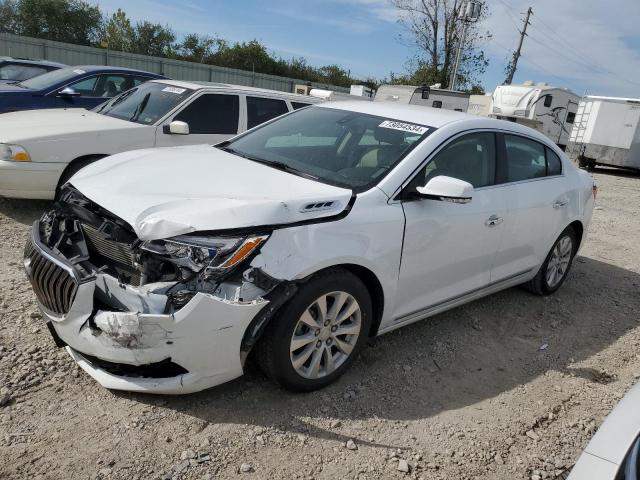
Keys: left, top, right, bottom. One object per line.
{"left": 69, "top": 144, "right": 354, "bottom": 240}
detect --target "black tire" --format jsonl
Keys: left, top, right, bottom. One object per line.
{"left": 255, "top": 268, "right": 372, "bottom": 392}
{"left": 55, "top": 156, "right": 105, "bottom": 197}
{"left": 524, "top": 226, "right": 577, "bottom": 295}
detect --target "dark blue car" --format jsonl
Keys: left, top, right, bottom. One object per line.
{"left": 0, "top": 65, "right": 166, "bottom": 114}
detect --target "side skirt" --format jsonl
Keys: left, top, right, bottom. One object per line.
{"left": 377, "top": 270, "right": 534, "bottom": 336}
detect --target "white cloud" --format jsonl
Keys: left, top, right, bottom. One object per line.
{"left": 484, "top": 0, "right": 640, "bottom": 96}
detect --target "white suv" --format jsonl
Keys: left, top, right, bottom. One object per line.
{"left": 0, "top": 80, "right": 319, "bottom": 199}
{"left": 24, "top": 101, "right": 595, "bottom": 394}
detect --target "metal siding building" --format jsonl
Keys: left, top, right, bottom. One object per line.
{"left": 0, "top": 33, "right": 349, "bottom": 93}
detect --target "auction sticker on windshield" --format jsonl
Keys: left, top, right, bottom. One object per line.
{"left": 379, "top": 120, "right": 429, "bottom": 135}
{"left": 162, "top": 86, "right": 187, "bottom": 94}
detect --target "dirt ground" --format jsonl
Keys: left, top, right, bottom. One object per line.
{"left": 1, "top": 168, "right": 639, "bottom": 480}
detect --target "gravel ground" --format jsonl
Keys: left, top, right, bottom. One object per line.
{"left": 1, "top": 168, "right": 639, "bottom": 480}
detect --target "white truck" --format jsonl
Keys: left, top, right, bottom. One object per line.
{"left": 374, "top": 84, "right": 470, "bottom": 112}
{"left": 566, "top": 95, "right": 640, "bottom": 171}
{"left": 490, "top": 81, "right": 580, "bottom": 148}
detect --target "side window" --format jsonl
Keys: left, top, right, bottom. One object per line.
{"left": 566, "top": 112, "right": 576, "bottom": 124}
{"left": 97, "top": 75, "right": 129, "bottom": 97}
{"left": 543, "top": 95, "right": 553, "bottom": 107}
{"left": 546, "top": 147, "right": 563, "bottom": 176}
{"left": 505, "top": 135, "right": 546, "bottom": 182}
{"left": 173, "top": 94, "right": 239, "bottom": 134}
{"left": 432, "top": 100, "right": 443, "bottom": 108}
{"left": 412, "top": 132, "right": 496, "bottom": 189}
{"left": 68, "top": 76, "right": 98, "bottom": 95}
{"left": 247, "top": 96, "right": 288, "bottom": 129}
{"left": 291, "top": 101, "right": 312, "bottom": 110}
{"left": 133, "top": 76, "right": 151, "bottom": 87}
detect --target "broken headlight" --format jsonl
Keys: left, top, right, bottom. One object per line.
{"left": 140, "top": 234, "right": 269, "bottom": 279}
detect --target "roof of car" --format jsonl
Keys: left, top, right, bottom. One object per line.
{"left": 62, "top": 65, "right": 165, "bottom": 76}
{"left": 150, "top": 79, "right": 321, "bottom": 100}
{"left": 0, "top": 56, "right": 66, "bottom": 68}
{"left": 315, "top": 100, "right": 562, "bottom": 145}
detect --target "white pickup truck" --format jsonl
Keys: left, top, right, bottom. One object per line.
{"left": 0, "top": 80, "right": 319, "bottom": 199}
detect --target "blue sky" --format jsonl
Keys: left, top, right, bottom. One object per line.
{"left": 93, "top": 0, "right": 640, "bottom": 97}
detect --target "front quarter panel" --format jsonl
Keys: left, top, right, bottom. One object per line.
{"left": 250, "top": 187, "right": 405, "bottom": 329}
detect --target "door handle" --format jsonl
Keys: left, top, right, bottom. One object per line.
{"left": 553, "top": 200, "right": 568, "bottom": 209}
{"left": 485, "top": 215, "right": 503, "bottom": 227}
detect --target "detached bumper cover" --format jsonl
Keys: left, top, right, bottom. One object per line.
{"left": 38, "top": 278, "right": 267, "bottom": 394}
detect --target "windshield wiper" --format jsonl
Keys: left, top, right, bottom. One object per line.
{"left": 130, "top": 92, "right": 151, "bottom": 122}
{"left": 218, "top": 146, "right": 318, "bottom": 180}
{"left": 97, "top": 88, "right": 138, "bottom": 113}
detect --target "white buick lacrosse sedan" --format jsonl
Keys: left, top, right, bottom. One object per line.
{"left": 24, "top": 101, "right": 596, "bottom": 394}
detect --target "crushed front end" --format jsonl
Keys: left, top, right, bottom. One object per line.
{"left": 23, "top": 186, "right": 283, "bottom": 394}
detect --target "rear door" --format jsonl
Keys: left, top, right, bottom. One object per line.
{"left": 490, "top": 134, "right": 570, "bottom": 282}
{"left": 155, "top": 92, "right": 240, "bottom": 147}
{"left": 244, "top": 96, "right": 289, "bottom": 131}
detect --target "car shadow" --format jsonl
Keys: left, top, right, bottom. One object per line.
{"left": 590, "top": 166, "right": 640, "bottom": 179}
{"left": 119, "top": 256, "right": 640, "bottom": 449}
{"left": 0, "top": 198, "right": 52, "bottom": 226}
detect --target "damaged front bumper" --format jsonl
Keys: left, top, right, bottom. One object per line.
{"left": 24, "top": 221, "right": 271, "bottom": 395}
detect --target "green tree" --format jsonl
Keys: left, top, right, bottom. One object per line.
{"left": 103, "top": 8, "right": 134, "bottom": 51}
{"left": 132, "top": 21, "right": 175, "bottom": 57}
{"left": 391, "top": 0, "right": 490, "bottom": 89}
{"left": 178, "top": 33, "right": 217, "bottom": 63}
{"left": 16, "top": 0, "right": 102, "bottom": 45}
{"left": 0, "top": 0, "right": 20, "bottom": 34}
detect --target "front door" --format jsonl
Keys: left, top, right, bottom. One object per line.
{"left": 155, "top": 93, "right": 241, "bottom": 147}
{"left": 393, "top": 132, "right": 507, "bottom": 319}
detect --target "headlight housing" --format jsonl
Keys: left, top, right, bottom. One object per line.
{"left": 140, "top": 234, "right": 269, "bottom": 279}
{"left": 0, "top": 143, "right": 30, "bottom": 162}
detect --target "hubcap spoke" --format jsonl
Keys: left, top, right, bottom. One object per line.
{"left": 298, "top": 310, "right": 321, "bottom": 329}
{"left": 327, "top": 292, "right": 348, "bottom": 320}
{"left": 335, "top": 323, "right": 360, "bottom": 336}
{"left": 314, "top": 296, "right": 328, "bottom": 323}
{"left": 323, "top": 346, "right": 335, "bottom": 374}
{"left": 307, "top": 348, "right": 323, "bottom": 377}
{"left": 290, "top": 333, "right": 316, "bottom": 352}
{"left": 334, "top": 337, "right": 354, "bottom": 355}
{"left": 291, "top": 344, "right": 315, "bottom": 370}
{"left": 335, "top": 299, "right": 359, "bottom": 324}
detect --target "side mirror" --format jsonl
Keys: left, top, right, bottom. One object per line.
{"left": 57, "top": 87, "right": 80, "bottom": 97}
{"left": 416, "top": 175, "right": 473, "bottom": 204}
{"left": 163, "top": 121, "right": 189, "bottom": 135}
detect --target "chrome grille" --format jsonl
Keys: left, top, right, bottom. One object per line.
{"left": 24, "top": 237, "right": 78, "bottom": 315}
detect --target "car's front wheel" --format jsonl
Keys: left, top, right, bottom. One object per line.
{"left": 525, "top": 226, "right": 577, "bottom": 295}
{"left": 255, "top": 268, "right": 372, "bottom": 392}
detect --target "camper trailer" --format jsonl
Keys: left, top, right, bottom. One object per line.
{"left": 374, "top": 84, "right": 470, "bottom": 112}
{"left": 467, "top": 94, "right": 492, "bottom": 116}
{"left": 567, "top": 95, "right": 640, "bottom": 171}
{"left": 309, "top": 88, "right": 372, "bottom": 102}
{"left": 490, "top": 81, "right": 580, "bottom": 148}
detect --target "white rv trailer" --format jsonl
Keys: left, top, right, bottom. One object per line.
{"left": 309, "top": 88, "right": 372, "bottom": 102}
{"left": 467, "top": 94, "right": 492, "bottom": 116}
{"left": 566, "top": 95, "right": 640, "bottom": 171}
{"left": 374, "top": 84, "right": 470, "bottom": 112}
{"left": 490, "top": 81, "right": 580, "bottom": 148}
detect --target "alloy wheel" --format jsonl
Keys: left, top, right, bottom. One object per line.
{"left": 289, "top": 291, "right": 362, "bottom": 379}
{"left": 546, "top": 235, "right": 573, "bottom": 288}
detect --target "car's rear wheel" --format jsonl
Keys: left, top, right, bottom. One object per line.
{"left": 255, "top": 268, "right": 372, "bottom": 392}
{"left": 524, "top": 226, "right": 577, "bottom": 295}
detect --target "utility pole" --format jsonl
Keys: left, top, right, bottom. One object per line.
{"left": 504, "top": 6, "right": 533, "bottom": 85}
{"left": 448, "top": 0, "right": 482, "bottom": 90}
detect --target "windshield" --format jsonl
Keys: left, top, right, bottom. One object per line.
{"left": 18, "top": 66, "right": 85, "bottom": 90}
{"left": 94, "top": 82, "right": 193, "bottom": 125}
{"left": 223, "top": 107, "right": 430, "bottom": 189}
